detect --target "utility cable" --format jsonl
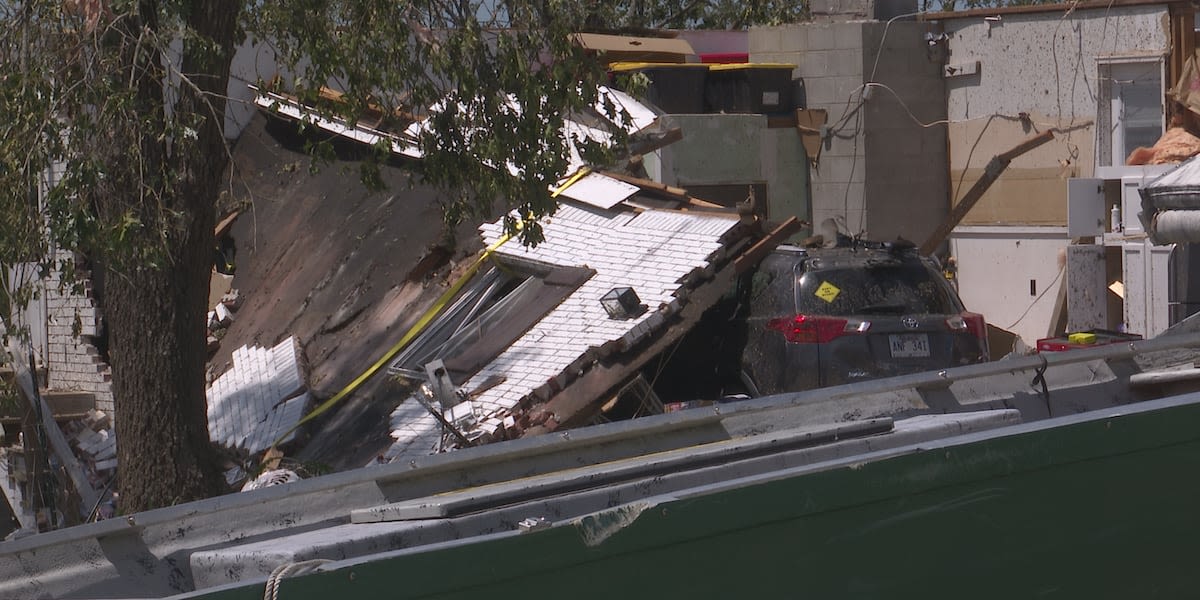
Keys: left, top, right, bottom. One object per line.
{"left": 1006, "top": 264, "right": 1065, "bottom": 330}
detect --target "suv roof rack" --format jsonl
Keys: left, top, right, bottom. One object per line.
{"left": 830, "top": 236, "right": 918, "bottom": 254}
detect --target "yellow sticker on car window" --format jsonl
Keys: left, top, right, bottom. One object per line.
{"left": 815, "top": 281, "right": 840, "bottom": 303}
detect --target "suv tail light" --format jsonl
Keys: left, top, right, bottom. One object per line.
{"left": 767, "top": 314, "right": 870, "bottom": 344}
{"left": 946, "top": 311, "right": 990, "bottom": 355}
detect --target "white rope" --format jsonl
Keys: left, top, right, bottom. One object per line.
{"left": 263, "top": 559, "right": 332, "bottom": 600}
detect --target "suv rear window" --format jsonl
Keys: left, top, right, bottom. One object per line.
{"left": 795, "top": 261, "right": 959, "bottom": 317}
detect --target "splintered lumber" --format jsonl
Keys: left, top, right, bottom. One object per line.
{"left": 919, "top": 129, "right": 1055, "bottom": 256}
{"left": 8, "top": 346, "right": 97, "bottom": 521}
{"left": 734, "top": 217, "right": 805, "bottom": 273}
{"left": 598, "top": 170, "right": 690, "bottom": 201}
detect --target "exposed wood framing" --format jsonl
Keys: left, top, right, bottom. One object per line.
{"left": 599, "top": 170, "right": 690, "bottom": 201}
{"left": 1169, "top": 2, "right": 1196, "bottom": 87}
{"left": 734, "top": 217, "right": 805, "bottom": 273}
{"left": 521, "top": 227, "right": 790, "bottom": 434}
{"left": 522, "top": 261, "right": 741, "bottom": 433}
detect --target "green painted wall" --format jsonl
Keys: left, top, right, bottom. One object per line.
{"left": 199, "top": 399, "right": 1200, "bottom": 600}
{"left": 651, "top": 114, "right": 810, "bottom": 228}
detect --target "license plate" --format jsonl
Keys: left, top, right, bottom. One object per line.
{"left": 889, "top": 333, "right": 930, "bottom": 358}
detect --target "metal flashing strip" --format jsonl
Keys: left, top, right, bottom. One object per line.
{"left": 184, "top": 410, "right": 1023, "bottom": 594}
{"left": 354, "top": 419, "right": 894, "bottom": 523}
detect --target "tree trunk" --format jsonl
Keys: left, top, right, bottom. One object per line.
{"left": 101, "top": 0, "right": 239, "bottom": 513}
{"left": 105, "top": 247, "right": 226, "bottom": 510}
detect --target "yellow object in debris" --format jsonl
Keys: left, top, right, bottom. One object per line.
{"left": 268, "top": 177, "right": 586, "bottom": 452}
{"left": 814, "top": 281, "right": 841, "bottom": 303}
{"left": 1068, "top": 332, "right": 1097, "bottom": 345}
{"left": 553, "top": 167, "right": 591, "bottom": 196}
{"left": 268, "top": 227, "right": 517, "bottom": 451}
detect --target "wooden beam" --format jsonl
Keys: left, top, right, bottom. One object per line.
{"left": 919, "top": 129, "right": 1055, "bottom": 256}
{"left": 598, "top": 170, "right": 691, "bottom": 200}
{"left": 1169, "top": 2, "right": 1196, "bottom": 88}
{"left": 734, "top": 217, "right": 805, "bottom": 273}
{"left": 214, "top": 211, "right": 239, "bottom": 238}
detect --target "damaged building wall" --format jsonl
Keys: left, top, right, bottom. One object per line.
{"left": 942, "top": 5, "right": 1168, "bottom": 225}
{"left": 861, "top": 20, "right": 949, "bottom": 246}
{"left": 42, "top": 260, "right": 113, "bottom": 416}
{"left": 652, "top": 114, "right": 809, "bottom": 221}
{"left": 748, "top": 20, "right": 947, "bottom": 243}
{"left": 950, "top": 227, "right": 1069, "bottom": 351}
{"left": 12, "top": 161, "right": 115, "bottom": 417}
{"left": 941, "top": 4, "right": 1171, "bottom": 347}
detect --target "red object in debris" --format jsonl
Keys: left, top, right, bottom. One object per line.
{"left": 699, "top": 52, "right": 749, "bottom": 64}
{"left": 1036, "top": 329, "right": 1142, "bottom": 352}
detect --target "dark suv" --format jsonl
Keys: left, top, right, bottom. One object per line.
{"left": 738, "top": 242, "right": 989, "bottom": 396}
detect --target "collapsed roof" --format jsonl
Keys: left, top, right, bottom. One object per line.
{"left": 211, "top": 80, "right": 796, "bottom": 474}
{"left": 383, "top": 196, "right": 755, "bottom": 461}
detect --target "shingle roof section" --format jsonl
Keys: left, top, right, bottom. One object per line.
{"left": 206, "top": 336, "right": 310, "bottom": 454}
{"left": 383, "top": 202, "right": 740, "bottom": 463}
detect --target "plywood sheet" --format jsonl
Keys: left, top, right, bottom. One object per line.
{"left": 950, "top": 167, "right": 1072, "bottom": 225}
{"left": 557, "top": 172, "right": 641, "bottom": 209}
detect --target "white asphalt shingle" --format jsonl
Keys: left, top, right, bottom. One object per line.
{"left": 206, "top": 336, "right": 310, "bottom": 454}
{"left": 384, "top": 205, "right": 739, "bottom": 463}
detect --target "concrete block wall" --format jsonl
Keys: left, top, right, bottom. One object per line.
{"left": 750, "top": 19, "right": 947, "bottom": 243}
{"left": 42, "top": 256, "right": 113, "bottom": 416}
{"left": 861, "top": 21, "right": 948, "bottom": 245}
{"left": 808, "top": 0, "right": 919, "bottom": 23}
{"left": 751, "top": 22, "right": 869, "bottom": 236}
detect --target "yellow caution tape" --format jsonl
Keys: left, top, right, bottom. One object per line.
{"left": 553, "top": 167, "right": 590, "bottom": 197}
{"left": 267, "top": 232, "right": 513, "bottom": 450}
{"left": 268, "top": 170, "right": 592, "bottom": 452}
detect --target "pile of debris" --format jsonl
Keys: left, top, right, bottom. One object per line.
{"left": 204, "top": 335, "right": 311, "bottom": 484}
{"left": 62, "top": 409, "right": 117, "bottom": 519}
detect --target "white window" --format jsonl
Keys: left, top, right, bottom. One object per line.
{"left": 1099, "top": 59, "right": 1165, "bottom": 167}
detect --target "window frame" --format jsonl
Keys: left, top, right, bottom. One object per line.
{"left": 1097, "top": 56, "right": 1166, "bottom": 167}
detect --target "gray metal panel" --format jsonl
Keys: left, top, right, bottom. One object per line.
{"left": 1066, "top": 244, "right": 1107, "bottom": 332}
{"left": 352, "top": 419, "right": 894, "bottom": 522}
{"left": 191, "top": 410, "right": 1019, "bottom": 590}
{"left": 8, "top": 332, "right": 1200, "bottom": 599}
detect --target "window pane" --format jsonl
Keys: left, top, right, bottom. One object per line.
{"left": 794, "top": 264, "right": 960, "bottom": 316}
{"left": 1106, "top": 61, "right": 1162, "bottom": 165}
{"left": 1121, "top": 81, "right": 1162, "bottom": 158}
